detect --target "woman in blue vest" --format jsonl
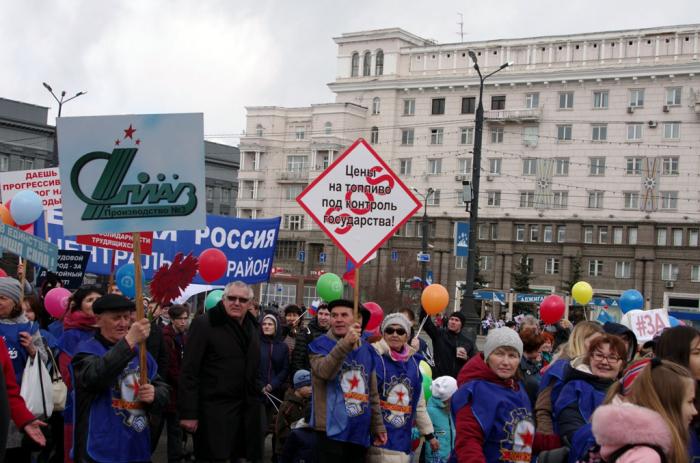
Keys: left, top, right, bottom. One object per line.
{"left": 366, "top": 313, "right": 437, "bottom": 463}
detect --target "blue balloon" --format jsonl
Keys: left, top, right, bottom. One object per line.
{"left": 669, "top": 315, "right": 681, "bottom": 327}
{"left": 619, "top": 289, "right": 644, "bottom": 314}
{"left": 9, "top": 190, "right": 43, "bottom": 225}
{"left": 115, "top": 263, "right": 145, "bottom": 299}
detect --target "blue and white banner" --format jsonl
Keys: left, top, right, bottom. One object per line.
{"left": 37, "top": 209, "right": 280, "bottom": 285}
{"left": 473, "top": 290, "right": 506, "bottom": 304}
{"left": 515, "top": 293, "right": 547, "bottom": 304}
{"left": 453, "top": 222, "right": 469, "bottom": 257}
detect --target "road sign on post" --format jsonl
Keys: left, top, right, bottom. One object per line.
{"left": 319, "top": 252, "right": 326, "bottom": 263}
{"left": 417, "top": 252, "right": 431, "bottom": 263}
{"left": 298, "top": 250, "right": 305, "bottom": 262}
{"left": 391, "top": 250, "right": 399, "bottom": 262}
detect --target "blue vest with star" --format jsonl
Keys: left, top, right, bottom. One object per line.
{"left": 372, "top": 349, "right": 423, "bottom": 454}
{"left": 538, "top": 358, "right": 568, "bottom": 407}
{"left": 308, "top": 335, "right": 375, "bottom": 448}
{"left": 450, "top": 379, "right": 535, "bottom": 463}
{"left": 74, "top": 337, "right": 157, "bottom": 463}
{"left": 0, "top": 321, "right": 39, "bottom": 384}
{"left": 552, "top": 379, "right": 605, "bottom": 434}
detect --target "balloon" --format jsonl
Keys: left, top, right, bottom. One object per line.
{"left": 0, "top": 205, "right": 15, "bottom": 226}
{"left": 44, "top": 287, "right": 72, "bottom": 318}
{"left": 419, "top": 360, "right": 432, "bottom": 380}
{"left": 205, "top": 289, "right": 224, "bottom": 310}
{"left": 422, "top": 374, "right": 432, "bottom": 401}
{"left": 421, "top": 284, "right": 449, "bottom": 315}
{"left": 619, "top": 289, "right": 644, "bottom": 314}
{"left": 115, "top": 263, "right": 145, "bottom": 299}
{"left": 539, "top": 295, "right": 566, "bottom": 325}
{"left": 572, "top": 281, "right": 593, "bottom": 305}
{"left": 9, "top": 190, "right": 43, "bottom": 225}
{"left": 198, "top": 248, "right": 227, "bottom": 283}
{"left": 669, "top": 315, "right": 681, "bottom": 327}
{"left": 0, "top": 269, "right": 6, "bottom": 278}
{"left": 364, "top": 302, "right": 383, "bottom": 332}
{"left": 316, "top": 273, "right": 344, "bottom": 302}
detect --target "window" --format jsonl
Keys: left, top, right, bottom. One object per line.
{"left": 554, "top": 158, "right": 569, "bottom": 176}
{"left": 455, "top": 256, "right": 467, "bottom": 269}
{"left": 487, "top": 191, "right": 501, "bottom": 206}
{"left": 588, "top": 260, "right": 603, "bottom": 277}
{"left": 255, "top": 124, "right": 264, "bottom": 136}
{"left": 479, "top": 256, "right": 493, "bottom": 271}
{"left": 692, "top": 266, "right": 700, "bottom": 282}
{"left": 0, "top": 155, "right": 8, "bottom": 172}
{"left": 275, "top": 240, "right": 302, "bottom": 260}
{"left": 295, "top": 126, "right": 305, "bottom": 140}
{"left": 20, "top": 158, "right": 33, "bottom": 170}
{"left": 460, "top": 127, "right": 474, "bottom": 145}
{"left": 559, "top": 91, "right": 574, "bottom": 109}
{"left": 403, "top": 99, "right": 415, "bottom": 116}
{"left": 666, "top": 87, "right": 681, "bottom": 106}
{"left": 523, "top": 126, "right": 539, "bottom": 146}
{"left": 624, "top": 192, "right": 639, "bottom": 209}
{"left": 629, "top": 88, "right": 645, "bottom": 107}
{"left": 375, "top": 50, "right": 384, "bottom": 76}
{"left": 672, "top": 228, "right": 683, "bottom": 246}
{"left": 206, "top": 186, "right": 213, "bottom": 201}
{"left": 324, "top": 122, "right": 332, "bottom": 135}
{"left": 401, "top": 128, "right": 414, "bottom": 145}
{"left": 557, "top": 125, "right": 572, "bottom": 141}
{"left": 430, "top": 128, "right": 444, "bottom": 145}
{"left": 370, "top": 126, "right": 379, "bottom": 144}
{"left": 589, "top": 157, "right": 606, "bottom": 176}
{"left": 588, "top": 191, "right": 604, "bottom": 209}
{"left": 660, "top": 191, "right": 678, "bottom": 210}
{"left": 283, "top": 214, "right": 305, "bottom": 230}
{"left": 488, "top": 158, "right": 501, "bottom": 175}
{"left": 520, "top": 191, "right": 535, "bottom": 208}
{"left": 432, "top": 98, "right": 445, "bottom": 115}
{"left": 613, "top": 227, "right": 623, "bottom": 244}
{"left": 543, "top": 225, "right": 553, "bottom": 243}
{"left": 515, "top": 224, "right": 525, "bottom": 241}
{"left": 628, "top": 227, "right": 638, "bottom": 245}
{"left": 478, "top": 224, "right": 489, "bottom": 240}
{"left": 461, "top": 97, "right": 476, "bottom": 114}
{"left": 458, "top": 158, "right": 472, "bottom": 174}
{"left": 351, "top": 52, "right": 359, "bottom": 76}
{"left": 627, "top": 123, "right": 642, "bottom": 141}
{"left": 663, "top": 122, "right": 680, "bottom": 140}
{"left": 662, "top": 157, "right": 679, "bottom": 175}
{"left": 428, "top": 159, "right": 442, "bottom": 174}
{"left": 522, "top": 158, "right": 537, "bottom": 176}
{"left": 553, "top": 191, "right": 568, "bottom": 209}
{"left": 599, "top": 227, "right": 608, "bottom": 244}
{"left": 399, "top": 159, "right": 411, "bottom": 175}
{"left": 593, "top": 90, "right": 609, "bottom": 109}
{"left": 661, "top": 263, "right": 679, "bottom": 281}
{"left": 592, "top": 124, "right": 607, "bottom": 141}
{"left": 427, "top": 190, "right": 440, "bottom": 206}
{"left": 456, "top": 189, "right": 467, "bottom": 206}
{"left": 615, "top": 262, "right": 632, "bottom": 279}
{"left": 490, "top": 127, "right": 504, "bottom": 143}
{"left": 545, "top": 258, "right": 560, "bottom": 275}
{"left": 287, "top": 155, "right": 308, "bottom": 172}
{"left": 372, "top": 97, "right": 380, "bottom": 115}
{"left": 285, "top": 184, "right": 304, "bottom": 200}
{"left": 657, "top": 228, "right": 667, "bottom": 246}
{"left": 491, "top": 95, "right": 506, "bottom": 110}
{"left": 689, "top": 229, "right": 699, "bottom": 247}
{"left": 584, "top": 226, "right": 594, "bottom": 244}
{"left": 557, "top": 226, "right": 566, "bottom": 243}
{"left": 490, "top": 223, "right": 498, "bottom": 240}
{"left": 626, "top": 158, "right": 642, "bottom": 175}
{"left": 363, "top": 51, "right": 371, "bottom": 76}
{"left": 525, "top": 93, "right": 539, "bottom": 109}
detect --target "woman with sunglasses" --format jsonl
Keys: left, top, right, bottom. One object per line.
{"left": 366, "top": 313, "right": 437, "bottom": 463}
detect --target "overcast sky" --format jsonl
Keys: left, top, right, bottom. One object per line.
{"left": 2, "top": 0, "right": 699, "bottom": 146}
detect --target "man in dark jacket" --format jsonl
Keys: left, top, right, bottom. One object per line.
{"left": 290, "top": 304, "right": 330, "bottom": 375}
{"left": 179, "top": 281, "right": 262, "bottom": 462}
{"left": 421, "top": 310, "right": 477, "bottom": 379}
{"left": 72, "top": 294, "right": 170, "bottom": 463}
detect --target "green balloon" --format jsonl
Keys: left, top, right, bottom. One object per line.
{"left": 205, "top": 289, "right": 224, "bottom": 310}
{"left": 316, "top": 273, "right": 344, "bottom": 302}
{"left": 422, "top": 373, "right": 432, "bottom": 401}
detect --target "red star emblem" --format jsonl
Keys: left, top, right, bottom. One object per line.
{"left": 395, "top": 390, "right": 406, "bottom": 404}
{"left": 135, "top": 139, "right": 141, "bottom": 145}
{"left": 115, "top": 139, "right": 120, "bottom": 145}
{"left": 124, "top": 124, "right": 136, "bottom": 139}
{"left": 519, "top": 428, "right": 534, "bottom": 448}
{"left": 348, "top": 375, "right": 360, "bottom": 390}
{"left": 125, "top": 378, "right": 140, "bottom": 398}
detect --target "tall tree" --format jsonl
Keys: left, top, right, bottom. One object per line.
{"left": 512, "top": 254, "right": 533, "bottom": 292}
{"left": 564, "top": 254, "right": 583, "bottom": 292}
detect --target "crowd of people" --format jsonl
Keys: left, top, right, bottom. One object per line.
{"left": 0, "top": 274, "right": 699, "bottom": 463}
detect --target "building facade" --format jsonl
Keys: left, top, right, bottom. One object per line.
{"left": 240, "top": 25, "right": 700, "bottom": 316}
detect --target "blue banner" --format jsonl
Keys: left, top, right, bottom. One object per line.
{"left": 0, "top": 223, "right": 58, "bottom": 271}
{"left": 454, "top": 222, "right": 469, "bottom": 257}
{"left": 515, "top": 293, "right": 547, "bottom": 304}
{"left": 37, "top": 209, "right": 280, "bottom": 285}
{"left": 473, "top": 290, "right": 506, "bottom": 304}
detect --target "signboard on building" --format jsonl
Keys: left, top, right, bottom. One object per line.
{"left": 296, "top": 139, "right": 421, "bottom": 265}
{"left": 454, "top": 221, "right": 470, "bottom": 257}
{"left": 0, "top": 167, "right": 62, "bottom": 209}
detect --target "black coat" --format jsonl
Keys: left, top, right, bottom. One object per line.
{"left": 179, "top": 303, "right": 261, "bottom": 461}
{"left": 290, "top": 318, "right": 328, "bottom": 375}
{"left": 421, "top": 314, "right": 477, "bottom": 379}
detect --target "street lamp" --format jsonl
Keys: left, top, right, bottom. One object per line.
{"left": 42, "top": 82, "right": 87, "bottom": 166}
{"left": 460, "top": 53, "right": 512, "bottom": 336}
{"left": 412, "top": 187, "right": 434, "bottom": 285}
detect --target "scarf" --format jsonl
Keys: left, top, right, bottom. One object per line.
{"left": 63, "top": 310, "right": 97, "bottom": 331}
{"left": 389, "top": 344, "right": 411, "bottom": 362}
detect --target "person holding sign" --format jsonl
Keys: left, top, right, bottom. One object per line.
{"left": 71, "top": 294, "right": 169, "bottom": 463}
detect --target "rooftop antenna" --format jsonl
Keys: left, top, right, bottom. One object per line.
{"left": 457, "top": 12, "right": 464, "bottom": 42}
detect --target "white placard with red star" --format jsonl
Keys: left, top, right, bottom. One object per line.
{"left": 57, "top": 114, "right": 206, "bottom": 235}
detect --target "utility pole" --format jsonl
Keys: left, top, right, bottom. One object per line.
{"left": 457, "top": 13, "right": 465, "bottom": 42}
{"left": 413, "top": 188, "right": 434, "bottom": 285}
{"left": 42, "top": 82, "right": 87, "bottom": 166}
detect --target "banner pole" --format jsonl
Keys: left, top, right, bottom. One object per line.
{"left": 353, "top": 266, "right": 360, "bottom": 321}
{"left": 108, "top": 251, "right": 116, "bottom": 290}
{"left": 18, "top": 257, "right": 26, "bottom": 305}
{"left": 43, "top": 213, "right": 50, "bottom": 243}
{"left": 132, "top": 232, "right": 147, "bottom": 384}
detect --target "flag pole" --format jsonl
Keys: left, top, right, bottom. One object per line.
{"left": 132, "top": 232, "right": 147, "bottom": 384}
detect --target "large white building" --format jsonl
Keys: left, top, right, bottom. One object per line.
{"left": 240, "top": 24, "right": 700, "bottom": 318}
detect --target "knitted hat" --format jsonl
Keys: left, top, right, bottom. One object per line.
{"left": 262, "top": 313, "right": 278, "bottom": 330}
{"left": 0, "top": 277, "right": 21, "bottom": 304}
{"left": 430, "top": 376, "right": 458, "bottom": 401}
{"left": 293, "top": 369, "right": 311, "bottom": 389}
{"left": 448, "top": 311, "right": 466, "bottom": 328}
{"left": 619, "top": 358, "right": 651, "bottom": 396}
{"left": 484, "top": 327, "right": 524, "bottom": 359}
{"left": 92, "top": 294, "right": 135, "bottom": 314}
{"left": 380, "top": 313, "right": 411, "bottom": 335}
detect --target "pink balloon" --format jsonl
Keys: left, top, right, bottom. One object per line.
{"left": 44, "top": 287, "right": 72, "bottom": 319}
{"left": 364, "top": 301, "right": 384, "bottom": 332}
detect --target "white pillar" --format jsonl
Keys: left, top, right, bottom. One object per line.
{"left": 636, "top": 36, "right": 641, "bottom": 64}
{"left": 254, "top": 151, "right": 261, "bottom": 170}
{"left": 240, "top": 152, "right": 245, "bottom": 170}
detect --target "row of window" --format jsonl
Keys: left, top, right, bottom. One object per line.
{"left": 515, "top": 190, "right": 681, "bottom": 210}
{"left": 205, "top": 186, "right": 235, "bottom": 203}
{"left": 0, "top": 154, "right": 34, "bottom": 172}
{"left": 350, "top": 50, "right": 384, "bottom": 77}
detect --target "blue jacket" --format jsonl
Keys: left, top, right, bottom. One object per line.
{"left": 425, "top": 395, "right": 455, "bottom": 462}
{"left": 259, "top": 323, "right": 290, "bottom": 398}
{"left": 280, "top": 421, "right": 317, "bottom": 463}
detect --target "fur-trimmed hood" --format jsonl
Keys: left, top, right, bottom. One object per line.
{"left": 591, "top": 403, "right": 672, "bottom": 458}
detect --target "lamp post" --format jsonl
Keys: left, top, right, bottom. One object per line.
{"left": 413, "top": 187, "right": 434, "bottom": 285}
{"left": 460, "top": 54, "right": 512, "bottom": 337}
{"left": 42, "top": 82, "right": 86, "bottom": 166}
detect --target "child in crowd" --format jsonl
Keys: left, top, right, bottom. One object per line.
{"left": 425, "top": 376, "right": 457, "bottom": 463}
{"left": 274, "top": 369, "right": 312, "bottom": 461}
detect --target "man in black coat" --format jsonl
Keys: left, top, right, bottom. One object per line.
{"left": 290, "top": 304, "right": 330, "bottom": 375}
{"left": 421, "top": 310, "right": 477, "bottom": 379}
{"left": 179, "top": 281, "right": 262, "bottom": 462}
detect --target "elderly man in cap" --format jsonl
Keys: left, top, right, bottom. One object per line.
{"left": 308, "top": 299, "right": 387, "bottom": 462}
{"left": 71, "top": 294, "right": 169, "bottom": 463}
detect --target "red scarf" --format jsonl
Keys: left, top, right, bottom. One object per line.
{"left": 63, "top": 310, "right": 97, "bottom": 331}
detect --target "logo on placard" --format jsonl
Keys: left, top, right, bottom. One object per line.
{"left": 70, "top": 124, "right": 197, "bottom": 220}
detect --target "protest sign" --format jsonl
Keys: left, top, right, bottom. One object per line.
{"left": 296, "top": 139, "right": 421, "bottom": 265}
{"left": 57, "top": 113, "right": 206, "bottom": 235}
{"left": 0, "top": 223, "right": 58, "bottom": 270}
{"left": 36, "top": 250, "right": 89, "bottom": 289}
{"left": 76, "top": 232, "right": 153, "bottom": 255}
{"left": 0, "top": 168, "right": 62, "bottom": 209}
{"left": 624, "top": 308, "right": 670, "bottom": 342}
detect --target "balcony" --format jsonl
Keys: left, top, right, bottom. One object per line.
{"left": 238, "top": 168, "right": 265, "bottom": 181}
{"left": 484, "top": 108, "right": 542, "bottom": 123}
{"left": 277, "top": 170, "right": 309, "bottom": 182}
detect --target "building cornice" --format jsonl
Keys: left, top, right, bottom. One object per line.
{"left": 333, "top": 28, "right": 433, "bottom": 47}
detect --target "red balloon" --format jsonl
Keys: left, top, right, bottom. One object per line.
{"left": 198, "top": 248, "right": 228, "bottom": 283}
{"left": 539, "top": 295, "right": 566, "bottom": 325}
{"left": 364, "top": 301, "right": 384, "bottom": 332}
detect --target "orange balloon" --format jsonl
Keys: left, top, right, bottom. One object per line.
{"left": 0, "top": 205, "right": 15, "bottom": 226}
{"left": 421, "top": 284, "right": 449, "bottom": 315}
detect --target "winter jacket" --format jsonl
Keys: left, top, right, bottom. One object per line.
{"left": 421, "top": 313, "right": 476, "bottom": 379}
{"left": 425, "top": 395, "right": 455, "bottom": 462}
{"left": 291, "top": 317, "right": 328, "bottom": 375}
{"left": 146, "top": 318, "right": 169, "bottom": 394}
{"left": 280, "top": 418, "right": 317, "bottom": 463}
{"left": 0, "top": 337, "right": 35, "bottom": 428}
{"left": 520, "top": 356, "right": 543, "bottom": 407}
{"left": 592, "top": 402, "right": 672, "bottom": 463}
{"left": 161, "top": 323, "right": 186, "bottom": 413}
{"left": 273, "top": 389, "right": 310, "bottom": 457}
{"left": 535, "top": 356, "right": 570, "bottom": 434}
{"left": 259, "top": 320, "right": 290, "bottom": 399}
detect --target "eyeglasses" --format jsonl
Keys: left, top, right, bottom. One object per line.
{"left": 225, "top": 296, "right": 250, "bottom": 304}
{"left": 384, "top": 327, "right": 407, "bottom": 336}
{"left": 591, "top": 351, "right": 621, "bottom": 363}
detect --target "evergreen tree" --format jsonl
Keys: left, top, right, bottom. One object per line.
{"left": 512, "top": 254, "right": 533, "bottom": 292}
{"left": 473, "top": 250, "right": 488, "bottom": 290}
{"left": 564, "top": 254, "right": 583, "bottom": 292}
